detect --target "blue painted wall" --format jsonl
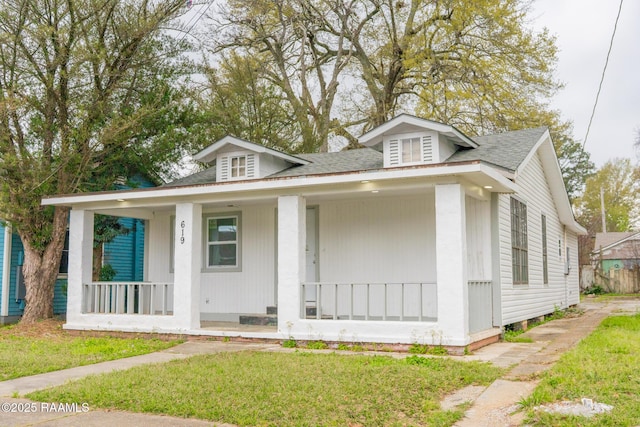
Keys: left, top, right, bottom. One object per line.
{"left": 0, "top": 174, "right": 156, "bottom": 319}
{"left": 103, "top": 218, "right": 146, "bottom": 281}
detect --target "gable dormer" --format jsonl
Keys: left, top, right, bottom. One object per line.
{"left": 193, "top": 136, "right": 309, "bottom": 182}
{"left": 358, "top": 114, "right": 477, "bottom": 168}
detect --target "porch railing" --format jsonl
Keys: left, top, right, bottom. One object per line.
{"left": 83, "top": 282, "right": 173, "bottom": 315}
{"left": 468, "top": 280, "right": 492, "bottom": 333}
{"left": 301, "top": 282, "right": 437, "bottom": 321}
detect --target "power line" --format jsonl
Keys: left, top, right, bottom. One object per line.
{"left": 582, "top": 0, "right": 624, "bottom": 150}
{"left": 179, "top": 0, "right": 215, "bottom": 42}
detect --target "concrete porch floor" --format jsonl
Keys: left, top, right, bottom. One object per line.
{"left": 200, "top": 321, "right": 277, "bottom": 333}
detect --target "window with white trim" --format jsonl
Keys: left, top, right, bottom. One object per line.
{"left": 511, "top": 197, "right": 528, "bottom": 284}
{"left": 206, "top": 215, "right": 239, "bottom": 268}
{"left": 401, "top": 137, "right": 421, "bottom": 163}
{"left": 230, "top": 156, "right": 246, "bottom": 178}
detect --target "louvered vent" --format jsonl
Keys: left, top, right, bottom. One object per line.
{"left": 246, "top": 154, "right": 256, "bottom": 178}
{"left": 388, "top": 139, "right": 399, "bottom": 166}
{"left": 219, "top": 156, "right": 229, "bottom": 181}
{"left": 422, "top": 135, "right": 433, "bottom": 163}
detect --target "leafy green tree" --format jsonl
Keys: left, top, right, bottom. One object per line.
{"left": 575, "top": 159, "right": 640, "bottom": 234}
{"left": 575, "top": 158, "right": 639, "bottom": 266}
{"left": 195, "top": 53, "right": 301, "bottom": 152}
{"left": 0, "top": 0, "right": 191, "bottom": 322}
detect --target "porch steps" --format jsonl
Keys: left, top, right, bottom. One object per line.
{"left": 247, "top": 306, "right": 319, "bottom": 323}
{"left": 239, "top": 314, "right": 277, "bottom": 326}
{"left": 265, "top": 306, "right": 318, "bottom": 317}
{"left": 266, "top": 306, "right": 278, "bottom": 315}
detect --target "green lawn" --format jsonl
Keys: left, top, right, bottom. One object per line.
{"left": 28, "top": 352, "right": 503, "bottom": 427}
{"left": 0, "top": 321, "right": 179, "bottom": 381}
{"left": 522, "top": 313, "right": 640, "bottom": 426}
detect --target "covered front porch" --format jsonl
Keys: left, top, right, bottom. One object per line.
{"left": 62, "top": 177, "right": 501, "bottom": 347}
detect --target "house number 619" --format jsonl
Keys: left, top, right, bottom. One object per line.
{"left": 180, "top": 221, "right": 186, "bottom": 244}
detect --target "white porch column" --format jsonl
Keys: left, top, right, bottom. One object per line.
{"left": 435, "top": 183, "right": 469, "bottom": 342}
{"left": 173, "top": 203, "right": 202, "bottom": 330}
{"left": 68, "top": 209, "right": 94, "bottom": 324}
{"left": 277, "top": 195, "right": 306, "bottom": 330}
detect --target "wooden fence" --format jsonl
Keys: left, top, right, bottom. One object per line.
{"left": 597, "top": 268, "right": 640, "bottom": 294}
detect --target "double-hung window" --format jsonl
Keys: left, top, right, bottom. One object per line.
{"left": 401, "top": 137, "right": 421, "bottom": 163}
{"left": 206, "top": 215, "right": 239, "bottom": 268}
{"left": 511, "top": 197, "right": 528, "bottom": 284}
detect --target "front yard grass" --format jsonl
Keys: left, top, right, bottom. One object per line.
{"left": 0, "top": 320, "right": 179, "bottom": 381}
{"left": 28, "top": 352, "right": 503, "bottom": 426}
{"left": 521, "top": 313, "right": 640, "bottom": 426}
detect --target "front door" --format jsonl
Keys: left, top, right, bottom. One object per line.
{"left": 305, "top": 207, "right": 318, "bottom": 303}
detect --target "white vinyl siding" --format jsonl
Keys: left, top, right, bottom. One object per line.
{"left": 466, "top": 196, "right": 491, "bottom": 280}
{"left": 148, "top": 206, "right": 276, "bottom": 317}
{"left": 498, "top": 150, "right": 576, "bottom": 325}
{"left": 319, "top": 193, "right": 436, "bottom": 284}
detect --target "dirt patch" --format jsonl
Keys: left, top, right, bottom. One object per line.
{"left": 0, "top": 318, "right": 65, "bottom": 339}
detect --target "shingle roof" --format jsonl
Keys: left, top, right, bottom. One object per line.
{"left": 164, "top": 127, "right": 547, "bottom": 187}
{"left": 448, "top": 127, "right": 548, "bottom": 171}
{"left": 270, "top": 148, "right": 383, "bottom": 177}
{"left": 594, "top": 232, "right": 640, "bottom": 252}
{"left": 164, "top": 166, "right": 217, "bottom": 187}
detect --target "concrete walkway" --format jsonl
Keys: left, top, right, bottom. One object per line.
{"left": 0, "top": 298, "right": 637, "bottom": 426}
{"left": 453, "top": 298, "right": 640, "bottom": 426}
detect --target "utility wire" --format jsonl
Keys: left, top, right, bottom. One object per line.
{"left": 179, "top": 0, "right": 215, "bottom": 42}
{"left": 582, "top": 0, "right": 624, "bottom": 150}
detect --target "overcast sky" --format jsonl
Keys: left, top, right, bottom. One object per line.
{"left": 532, "top": 0, "right": 640, "bottom": 167}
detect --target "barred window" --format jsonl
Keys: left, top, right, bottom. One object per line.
{"left": 542, "top": 214, "right": 548, "bottom": 284}
{"left": 511, "top": 198, "right": 528, "bottom": 284}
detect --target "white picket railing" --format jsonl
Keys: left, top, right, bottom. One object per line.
{"left": 83, "top": 282, "right": 173, "bottom": 315}
{"left": 301, "top": 282, "right": 437, "bottom": 321}
{"left": 468, "top": 280, "right": 493, "bottom": 333}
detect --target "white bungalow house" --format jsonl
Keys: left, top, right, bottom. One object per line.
{"left": 42, "top": 115, "right": 585, "bottom": 349}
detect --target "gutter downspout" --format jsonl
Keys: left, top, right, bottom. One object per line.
{"left": 1, "top": 225, "right": 12, "bottom": 317}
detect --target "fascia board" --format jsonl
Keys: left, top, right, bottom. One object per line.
{"left": 43, "top": 162, "right": 515, "bottom": 208}
{"left": 194, "top": 135, "right": 309, "bottom": 165}
{"left": 359, "top": 114, "right": 477, "bottom": 148}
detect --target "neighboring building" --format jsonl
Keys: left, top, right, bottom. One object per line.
{"left": 592, "top": 231, "right": 640, "bottom": 271}
{"left": 0, "top": 176, "right": 154, "bottom": 324}
{"left": 591, "top": 231, "right": 640, "bottom": 293}
{"left": 42, "top": 114, "right": 585, "bottom": 349}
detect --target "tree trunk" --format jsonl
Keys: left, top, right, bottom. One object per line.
{"left": 20, "top": 207, "right": 70, "bottom": 323}
{"left": 92, "top": 244, "right": 103, "bottom": 281}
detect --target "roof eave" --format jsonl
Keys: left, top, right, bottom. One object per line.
{"left": 42, "top": 161, "right": 515, "bottom": 209}
{"left": 193, "top": 135, "right": 310, "bottom": 165}
{"left": 358, "top": 114, "right": 478, "bottom": 148}
{"left": 516, "top": 130, "right": 586, "bottom": 235}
